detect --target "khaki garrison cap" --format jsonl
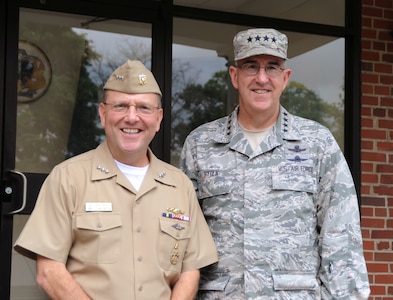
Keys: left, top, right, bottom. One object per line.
{"left": 103, "top": 60, "right": 162, "bottom": 97}
{"left": 233, "top": 28, "right": 288, "bottom": 61}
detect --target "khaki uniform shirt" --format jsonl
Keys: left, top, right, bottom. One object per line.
{"left": 180, "top": 106, "right": 370, "bottom": 299}
{"left": 15, "top": 141, "right": 218, "bottom": 300}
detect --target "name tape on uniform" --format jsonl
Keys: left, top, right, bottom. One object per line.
{"left": 85, "top": 202, "right": 113, "bottom": 212}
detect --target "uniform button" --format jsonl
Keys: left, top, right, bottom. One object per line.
{"left": 138, "top": 286, "right": 143, "bottom": 291}
{"left": 97, "top": 223, "right": 102, "bottom": 228}
{"left": 136, "top": 200, "right": 141, "bottom": 205}
{"left": 136, "top": 227, "right": 142, "bottom": 233}
{"left": 137, "top": 256, "right": 143, "bottom": 262}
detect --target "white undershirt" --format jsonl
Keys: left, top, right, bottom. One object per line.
{"left": 115, "top": 160, "right": 149, "bottom": 191}
{"left": 239, "top": 123, "right": 273, "bottom": 151}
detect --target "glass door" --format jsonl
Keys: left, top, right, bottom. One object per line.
{"left": 1, "top": 8, "right": 153, "bottom": 299}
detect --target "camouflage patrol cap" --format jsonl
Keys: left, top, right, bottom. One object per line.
{"left": 233, "top": 28, "right": 288, "bottom": 61}
{"left": 103, "top": 60, "right": 162, "bottom": 97}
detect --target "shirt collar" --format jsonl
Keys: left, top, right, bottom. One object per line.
{"left": 214, "top": 105, "right": 302, "bottom": 143}
{"left": 91, "top": 141, "right": 177, "bottom": 187}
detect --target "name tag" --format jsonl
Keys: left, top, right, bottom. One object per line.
{"left": 85, "top": 202, "right": 112, "bottom": 212}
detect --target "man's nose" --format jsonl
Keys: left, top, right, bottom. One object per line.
{"left": 125, "top": 105, "right": 139, "bottom": 121}
{"left": 255, "top": 67, "right": 269, "bottom": 82}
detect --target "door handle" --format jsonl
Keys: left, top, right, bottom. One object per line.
{"left": 2, "top": 170, "right": 27, "bottom": 215}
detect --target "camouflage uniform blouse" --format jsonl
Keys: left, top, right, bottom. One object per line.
{"left": 180, "top": 106, "right": 370, "bottom": 299}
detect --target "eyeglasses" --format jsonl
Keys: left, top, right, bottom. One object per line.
{"left": 237, "top": 62, "right": 285, "bottom": 77}
{"left": 103, "top": 102, "right": 160, "bottom": 115}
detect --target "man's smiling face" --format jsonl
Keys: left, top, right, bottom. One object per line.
{"left": 99, "top": 90, "right": 163, "bottom": 166}
{"left": 229, "top": 54, "right": 291, "bottom": 125}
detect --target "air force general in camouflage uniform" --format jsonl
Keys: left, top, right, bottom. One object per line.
{"left": 180, "top": 28, "right": 370, "bottom": 299}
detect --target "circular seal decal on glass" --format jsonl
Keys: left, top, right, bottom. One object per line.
{"left": 18, "top": 40, "right": 52, "bottom": 103}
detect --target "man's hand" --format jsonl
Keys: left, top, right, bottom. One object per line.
{"left": 171, "top": 269, "right": 200, "bottom": 300}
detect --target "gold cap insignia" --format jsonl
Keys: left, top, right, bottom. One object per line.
{"left": 138, "top": 73, "right": 147, "bottom": 85}
{"left": 103, "top": 60, "right": 162, "bottom": 96}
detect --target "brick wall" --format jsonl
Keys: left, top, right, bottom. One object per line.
{"left": 361, "top": 0, "right": 393, "bottom": 298}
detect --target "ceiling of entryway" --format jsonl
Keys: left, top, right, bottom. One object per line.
{"left": 21, "top": 0, "right": 345, "bottom": 61}
{"left": 173, "top": 0, "right": 345, "bottom": 59}
{"left": 174, "top": 0, "right": 344, "bottom": 27}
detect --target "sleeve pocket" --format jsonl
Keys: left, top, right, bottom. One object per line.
{"left": 199, "top": 272, "right": 230, "bottom": 291}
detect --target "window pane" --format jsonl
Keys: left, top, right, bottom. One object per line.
{"left": 284, "top": 37, "right": 345, "bottom": 150}
{"left": 171, "top": 19, "right": 233, "bottom": 165}
{"left": 16, "top": 8, "right": 152, "bottom": 173}
{"left": 13, "top": 8, "right": 152, "bottom": 299}
{"left": 171, "top": 19, "right": 345, "bottom": 165}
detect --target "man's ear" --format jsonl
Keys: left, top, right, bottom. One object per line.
{"left": 229, "top": 65, "right": 239, "bottom": 90}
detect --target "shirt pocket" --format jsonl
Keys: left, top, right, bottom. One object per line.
{"left": 196, "top": 169, "right": 233, "bottom": 200}
{"left": 159, "top": 218, "right": 191, "bottom": 271}
{"left": 196, "top": 169, "right": 234, "bottom": 220}
{"left": 75, "top": 213, "right": 122, "bottom": 264}
{"left": 272, "top": 161, "right": 317, "bottom": 194}
{"left": 272, "top": 271, "right": 319, "bottom": 291}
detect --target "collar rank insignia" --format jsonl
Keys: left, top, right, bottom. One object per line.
{"left": 97, "top": 165, "right": 109, "bottom": 174}
{"left": 114, "top": 74, "right": 124, "bottom": 81}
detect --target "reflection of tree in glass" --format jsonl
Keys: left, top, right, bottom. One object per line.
{"left": 68, "top": 38, "right": 151, "bottom": 158}
{"left": 282, "top": 81, "right": 344, "bottom": 150}
{"left": 66, "top": 44, "right": 104, "bottom": 158}
{"left": 88, "top": 38, "right": 151, "bottom": 88}
{"left": 170, "top": 70, "right": 228, "bottom": 164}
{"left": 171, "top": 77, "right": 344, "bottom": 164}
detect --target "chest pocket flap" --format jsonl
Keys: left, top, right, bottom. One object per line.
{"left": 272, "top": 161, "right": 317, "bottom": 194}
{"left": 76, "top": 213, "right": 122, "bottom": 232}
{"left": 159, "top": 218, "right": 191, "bottom": 240}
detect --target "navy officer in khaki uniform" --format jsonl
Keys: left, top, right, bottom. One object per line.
{"left": 14, "top": 60, "right": 218, "bottom": 300}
